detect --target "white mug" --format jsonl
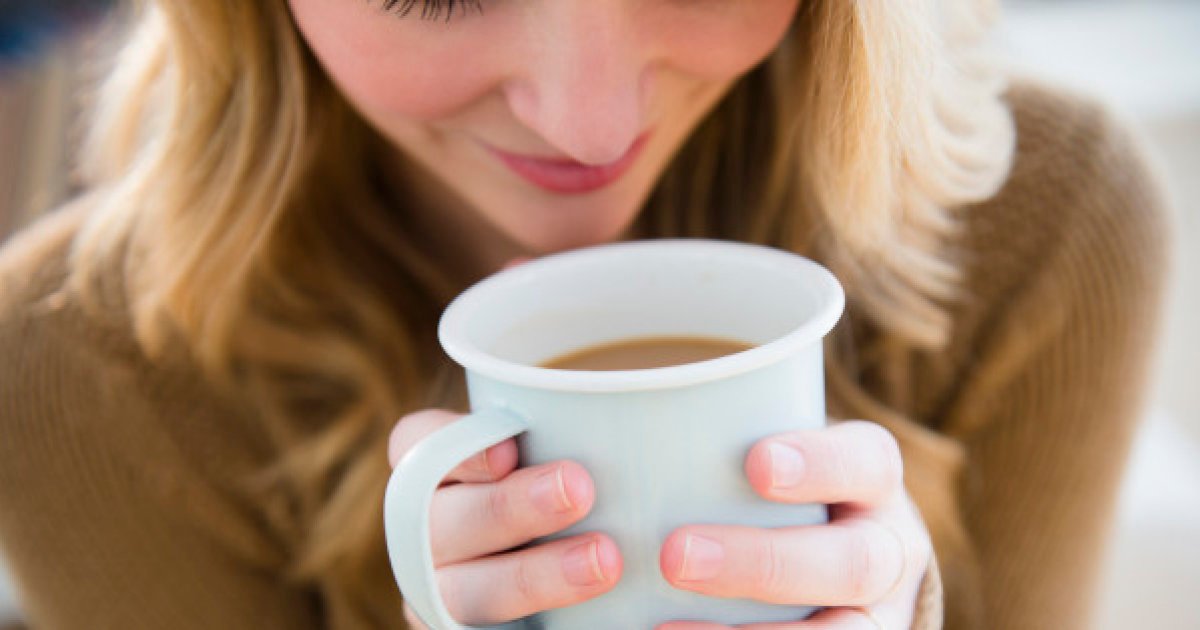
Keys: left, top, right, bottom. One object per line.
{"left": 384, "top": 239, "right": 845, "bottom": 629}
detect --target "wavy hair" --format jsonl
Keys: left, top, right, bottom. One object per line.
{"left": 67, "top": 0, "right": 1013, "bottom": 621}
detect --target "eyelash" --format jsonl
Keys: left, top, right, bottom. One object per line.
{"left": 378, "top": 0, "right": 485, "bottom": 22}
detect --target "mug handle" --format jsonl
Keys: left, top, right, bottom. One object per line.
{"left": 384, "top": 409, "right": 531, "bottom": 630}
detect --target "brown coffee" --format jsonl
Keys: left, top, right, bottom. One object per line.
{"left": 540, "top": 335, "right": 754, "bottom": 371}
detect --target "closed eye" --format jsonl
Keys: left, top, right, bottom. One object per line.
{"left": 375, "top": 0, "right": 485, "bottom": 23}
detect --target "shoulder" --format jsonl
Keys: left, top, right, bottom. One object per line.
{"left": 0, "top": 199, "right": 273, "bottom": 504}
{"left": 0, "top": 199, "right": 118, "bottom": 389}
{"left": 0, "top": 200, "right": 146, "bottom": 517}
{"left": 0, "top": 214, "right": 306, "bottom": 623}
{"left": 0, "top": 199, "right": 88, "bottom": 318}
{"left": 914, "top": 80, "right": 1174, "bottom": 417}
{"left": 1003, "top": 79, "right": 1169, "bottom": 225}
{"left": 0, "top": 196, "right": 141, "bottom": 383}
{"left": 958, "top": 79, "right": 1171, "bottom": 324}
{"left": 890, "top": 81, "right": 1175, "bottom": 435}
{"left": 0, "top": 199, "right": 151, "bottom": 460}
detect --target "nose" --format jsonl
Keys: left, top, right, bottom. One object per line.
{"left": 503, "top": 3, "right": 648, "bottom": 165}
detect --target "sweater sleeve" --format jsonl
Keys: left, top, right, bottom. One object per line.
{"left": 938, "top": 101, "right": 1171, "bottom": 629}
{"left": 0, "top": 290, "right": 323, "bottom": 629}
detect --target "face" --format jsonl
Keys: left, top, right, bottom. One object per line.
{"left": 288, "top": 0, "right": 800, "bottom": 258}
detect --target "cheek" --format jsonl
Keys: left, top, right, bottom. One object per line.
{"left": 287, "top": 0, "right": 799, "bottom": 122}
{"left": 648, "top": 0, "right": 800, "bottom": 79}
{"left": 288, "top": 0, "right": 500, "bottom": 120}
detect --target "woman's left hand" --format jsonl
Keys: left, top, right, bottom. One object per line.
{"left": 657, "top": 421, "right": 933, "bottom": 630}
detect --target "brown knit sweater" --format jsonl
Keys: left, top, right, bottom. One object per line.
{"left": 0, "top": 82, "right": 1170, "bottom": 630}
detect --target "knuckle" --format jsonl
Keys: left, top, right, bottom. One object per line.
{"left": 914, "top": 524, "right": 933, "bottom": 566}
{"left": 486, "top": 483, "right": 515, "bottom": 529}
{"left": 754, "top": 538, "right": 791, "bottom": 603}
{"left": 390, "top": 408, "right": 459, "bottom": 465}
{"left": 902, "top": 503, "right": 933, "bottom": 582}
{"left": 435, "top": 569, "right": 467, "bottom": 624}
{"left": 842, "top": 521, "right": 903, "bottom": 603}
{"left": 843, "top": 419, "right": 892, "bottom": 448}
{"left": 842, "top": 525, "right": 879, "bottom": 602}
{"left": 909, "top": 536, "right": 932, "bottom": 585}
{"left": 874, "top": 431, "right": 904, "bottom": 490}
{"left": 844, "top": 421, "right": 904, "bottom": 492}
{"left": 512, "top": 557, "right": 545, "bottom": 607}
{"left": 827, "top": 435, "right": 858, "bottom": 488}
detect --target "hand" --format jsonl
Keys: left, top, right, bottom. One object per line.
{"left": 657, "top": 421, "right": 932, "bottom": 630}
{"left": 388, "top": 409, "right": 623, "bottom": 629}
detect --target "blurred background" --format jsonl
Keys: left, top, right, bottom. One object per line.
{"left": 1001, "top": 2, "right": 1200, "bottom": 629}
{"left": 1, "top": 1, "right": 1197, "bottom": 628}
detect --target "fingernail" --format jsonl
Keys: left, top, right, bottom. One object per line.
{"left": 680, "top": 534, "right": 725, "bottom": 581}
{"left": 563, "top": 540, "right": 605, "bottom": 586}
{"left": 768, "top": 442, "right": 804, "bottom": 488}
{"left": 530, "top": 466, "right": 573, "bottom": 513}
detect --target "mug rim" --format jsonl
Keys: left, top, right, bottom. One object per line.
{"left": 437, "top": 239, "right": 845, "bottom": 393}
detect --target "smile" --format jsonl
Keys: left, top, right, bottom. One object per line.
{"left": 483, "top": 132, "right": 651, "bottom": 195}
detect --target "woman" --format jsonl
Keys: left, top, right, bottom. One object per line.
{"left": 0, "top": 1, "right": 1168, "bottom": 629}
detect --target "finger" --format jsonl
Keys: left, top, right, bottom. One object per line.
{"left": 660, "top": 519, "right": 906, "bottom": 606}
{"left": 388, "top": 409, "right": 519, "bottom": 484}
{"left": 656, "top": 606, "right": 883, "bottom": 630}
{"left": 437, "top": 533, "right": 623, "bottom": 626}
{"left": 402, "top": 602, "right": 429, "bottom": 630}
{"left": 502, "top": 256, "right": 533, "bottom": 270}
{"left": 430, "top": 460, "right": 595, "bottom": 566}
{"left": 744, "top": 421, "right": 902, "bottom": 507}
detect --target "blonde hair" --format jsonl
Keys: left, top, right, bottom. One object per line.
{"left": 68, "top": 0, "right": 1013, "bottom": 620}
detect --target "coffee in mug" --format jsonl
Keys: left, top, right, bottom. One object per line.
{"left": 541, "top": 335, "right": 754, "bottom": 371}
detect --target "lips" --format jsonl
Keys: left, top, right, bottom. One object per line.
{"left": 483, "top": 132, "right": 650, "bottom": 195}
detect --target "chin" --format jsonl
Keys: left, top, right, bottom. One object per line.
{"left": 505, "top": 200, "right": 643, "bottom": 254}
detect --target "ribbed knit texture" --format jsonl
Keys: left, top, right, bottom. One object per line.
{"left": 0, "top": 82, "right": 1170, "bottom": 630}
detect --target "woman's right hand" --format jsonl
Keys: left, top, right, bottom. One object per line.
{"left": 389, "top": 409, "right": 623, "bottom": 628}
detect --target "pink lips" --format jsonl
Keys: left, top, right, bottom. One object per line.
{"left": 484, "top": 132, "right": 650, "bottom": 195}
